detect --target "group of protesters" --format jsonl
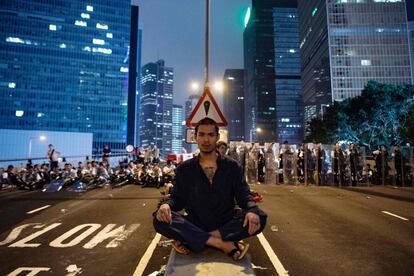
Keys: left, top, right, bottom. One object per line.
{"left": 0, "top": 154, "right": 177, "bottom": 192}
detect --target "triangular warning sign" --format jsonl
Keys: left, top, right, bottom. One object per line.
{"left": 186, "top": 86, "right": 228, "bottom": 127}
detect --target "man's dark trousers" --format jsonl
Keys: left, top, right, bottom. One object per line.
{"left": 153, "top": 209, "right": 267, "bottom": 253}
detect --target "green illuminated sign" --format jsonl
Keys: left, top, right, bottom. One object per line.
{"left": 244, "top": 7, "right": 251, "bottom": 28}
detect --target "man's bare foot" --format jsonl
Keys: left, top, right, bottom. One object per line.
{"left": 206, "top": 237, "right": 249, "bottom": 261}
{"left": 225, "top": 241, "right": 249, "bottom": 261}
{"left": 171, "top": 240, "right": 190, "bottom": 255}
{"left": 209, "top": 230, "right": 221, "bottom": 238}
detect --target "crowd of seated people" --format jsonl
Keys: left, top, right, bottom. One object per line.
{"left": 0, "top": 158, "right": 178, "bottom": 192}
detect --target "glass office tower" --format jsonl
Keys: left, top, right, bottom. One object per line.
{"left": 328, "top": 0, "right": 411, "bottom": 101}
{"left": 172, "top": 104, "right": 183, "bottom": 154}
{"left": 140, "top": 60, "right": 173, "bottom": 156}
{"left": 273, "top": 7, "right": 303, "bottom": 144}
{"left": 244, "top": 0, "right": 303, "bottom": 143}
{"left": 0, "top": 0, "right": 132, "bottom": 153}
{"left": 223, "top": 69, "right": 245, "bottom": 141}
{"left": 299, "top": 0, "right": 412, "bottom": 121}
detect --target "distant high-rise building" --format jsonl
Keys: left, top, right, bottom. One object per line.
{"left": 409, "top": 22, "right": 414, "bottom": 84}
{"left": 172, "top": 104, "right": 184, "bottom": 154}
{"left": 135, "top": 29, "right": 143, "bottom": 146}
{"left": 407, "top": 3, "right": 414, "bottom": 83}
{"left": 140, "top": 60, "right": 173, "bottom": 156}
{"left": 127, "top": 3, "right": 140, "bottom": 147}
{"left": 223, "top": 69, "right": 245, "bottom": 141}
{"left": 298, "top": 0, "right": 412, "bottom": 122}
{"left": 184, "top": 93, "right": 200, "bottom": 153}
{"left": 244, "top": 0, "right": 303, "bottom": 144}
{"left": 0, "top": 0, "right": 134, "bottom": 153}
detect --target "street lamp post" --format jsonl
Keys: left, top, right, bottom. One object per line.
{"left": 28, "top": 135, "right": 46, "bottom": 160}
{"left": 249, "top": 127, "right": 262, "bottom": 142}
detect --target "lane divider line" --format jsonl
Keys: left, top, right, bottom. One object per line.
{"left": 132, "top": 233, "right": 162, "bottom": 276}
{"left": 381, "top": 211, "right": 409, "bottom": 221}
{"left": 26, "top": 205, "right": 51, "bottom": 214}
{"left": 257, "top": 233, "right": 289, "bottom": 276}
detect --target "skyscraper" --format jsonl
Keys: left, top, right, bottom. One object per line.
{"left": 140, "top": 60, "right": 173, "bottom": 156}
{"left": 172, "top": 104, "right": 184, "bottom": 154}
{"left": 127, "top": 2, "right": 140, "bottom": 147}
{"left": 184, "top": 93, "right": 200, "bottom": 153}
{"left": 0, "top": 0, "right": 134, "bottom": 153}
{"left": 223, "top": 69, "right": 245, "bottom": 141}
{"left": 407, "top": 2, "right": 414, "bottom": 83}
{"left": 244, "top": 0, "right": 303, "bottom": 144}
{"left": 299, "top": 0, "right": 412, "bottom": 121}
{"left": 135, "top": 29, "right": 143, "bottom": 146}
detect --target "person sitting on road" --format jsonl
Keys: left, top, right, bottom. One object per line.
{"left": 153, "top": 118, "right": 267, "bottom": 260}
{"left": 61, "top": 163, "right": 78, "bottom": 186}
{"left": 6, "top": 165, "right": 25, "bottom": 188}
{"left": 96, "top": 162, "right": 110, "bottom": 185}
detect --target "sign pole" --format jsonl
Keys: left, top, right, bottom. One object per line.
{"left": 205, "top": 0, "right": 210, "bottom": 86}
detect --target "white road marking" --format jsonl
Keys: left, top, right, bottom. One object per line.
{"left": 132, "top": 233, "right": 162, "bottom": 276}
{"left": 0, "top": 223, "right": 42, "bottom": 246}
{"left": 7, "top": 267, "right": 51, "bottom": 276}
{"left": 381, "top": 211, "right": 409, "bottom": 221}
{"left": 49, "top": 224, "right": 101, "bottom": 248}
{"left": 83, "top": 223, "right": 140, "bottom": 249}
{"left": 257, "top": 233, "right": 289, "bottom": 276}
{"left": 26, "top": 205, "right": 51, "bottom": 214}
{"left": 8, "top": 223, "right": 62, "bottom": 248}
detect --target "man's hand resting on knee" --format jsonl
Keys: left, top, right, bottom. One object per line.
{"left": 243, "top": 212, "right": 260, "bottom": 235}
{"left": 156, "top": 203, "right": 172, "bottom": 224}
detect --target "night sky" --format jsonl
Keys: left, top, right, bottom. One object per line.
{"left": 407, "top": 1, "right": 414, "bottom": 21}
{"left": 136, "top": 0, "right": 250, "bottom": 107}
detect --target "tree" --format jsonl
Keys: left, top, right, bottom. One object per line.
{"left": 305, "top": 81, "right": 414, "bottom": 150}
{"left": 400, "top": 104, "right": 414, "bottom": 144}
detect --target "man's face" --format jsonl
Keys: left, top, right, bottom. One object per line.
{"left": 195, "top": 124, "right": 219, "bottom": 154}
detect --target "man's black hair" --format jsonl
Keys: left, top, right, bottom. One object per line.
{"left": 195, "top": 117, "right": 219, "bottom": 135}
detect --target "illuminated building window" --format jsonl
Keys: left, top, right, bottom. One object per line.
{"left": 6, "top": 37, "right": 24, "bottom": 44}
{"left": 8, "top": 82, "right": 16, "bottom": 88}
{"left": 49, "top": 24, "right": 57, "bottom": 31}
{"left": 75, "top": 20, "right": 87, "bottom": 27}
{"left": 361, "top": 59, "right": 371, "bottom": 66}
{"left": 106, "top": 33, "right": 113, "bottom": 38}
{"left": 81, "top": 13, "right": 90, "bottom": 19}
{"left": 15, "top": 110, "right": 24, "bottom": 117}
{"left": 86, "top": 5, "right": 94, "bottom": 12}
{"left": 96, "top": 23, "right": 108, "bottom": 30}
{"left": 92, "top": 38, "right": 105, "bottom": 45}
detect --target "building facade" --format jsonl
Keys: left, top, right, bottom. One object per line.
{"left": 299, "top": 0, "right": 412, "bottom": 121}
{"left": 244, "top": 0, "right": 303, "bottom": 144}
{"left": 409, "top": 22, "right": 414, "bottom": 83}
{"left": 172, "top": 104, "right": 184, "bottom": 154}
{"left": 184, "top": 93, "right": 200, "bottom": 153}
{"left": 273, "top": 5, "right": 303, "bottom": 144}
{"left": 140, "top": 60, "right": 173, "bottom": 156}
{"left": 0, "top": 0, "right": 134, "bottom": 154}
{"left": 223, "top": 69, "right": 245, "bottom": 141}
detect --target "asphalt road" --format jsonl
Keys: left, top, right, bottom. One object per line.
{"left": 0, "top": 184, "right": 413, "bottom": 276}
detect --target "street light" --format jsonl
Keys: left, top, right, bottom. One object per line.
{"left": 28, "top": 135, "right": 46, "bottom": 159}
{"left": 213, "top": 81, "right": 223, "bottom": 93}
{"left": 249, "top": 127, "right": 262, "bottom": 142}
{"left": 190, "top": 81, "right": 200, "bottom": 92}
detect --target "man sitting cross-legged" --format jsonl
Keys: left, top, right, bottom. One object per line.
{"left": 153, "top": 118, "right": 267, "bottom": 260}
